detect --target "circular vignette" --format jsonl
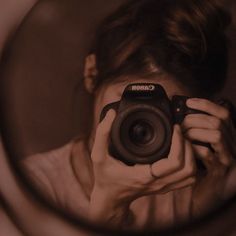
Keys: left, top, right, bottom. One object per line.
{"left": 1, "top": 92, "right": 236, "bottom": 236}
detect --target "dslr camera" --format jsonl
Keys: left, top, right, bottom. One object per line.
{"left": 100, "top": 83, "right": 206, "bottom": 165}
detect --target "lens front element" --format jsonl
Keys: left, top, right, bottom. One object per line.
{"left": 129, "top": 120, "right": 155, "bottom": 146}
{"left": 111, "top": 104, "right": 173, "bottom": 164}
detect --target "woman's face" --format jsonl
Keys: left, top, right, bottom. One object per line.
{"left": 92, "top": 73, "right": 193, "bottom": 129}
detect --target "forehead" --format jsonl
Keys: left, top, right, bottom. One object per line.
{"left": 102, "top": 73, "right": 193, "bottom": 98}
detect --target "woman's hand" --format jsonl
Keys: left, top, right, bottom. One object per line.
{"left": 182, "top": 98, "right": 236, "bottom": 217}
{"left": 89, "top": 109, "right": 196, "bottom": 227}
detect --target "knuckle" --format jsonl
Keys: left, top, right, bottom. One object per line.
{"left": 172, "top": 159, "right": 183, "bottom": 170}
{"left": 202, "top": 148, "right": 212, "bottom": 160}
{"left": 214, "top": 131, "right": 223, "bottom": 143}
{"left": 211, "top": 118, "right": 222, "bottom": 129}
{"left": 91, "top": 151, "right": 95, "bottom": 159}
{"left": 92, "top": 158, "right": 102, "bottom": 165}
{"left": 185, "top": 165, "right": 196, "bottom": 176}
{"left": 189, "top": 177, "right": 197, "bottom": 184}
{"left": 221, "top": 109, "right": 230, "bottom": 121}
{"left": 91, "top": 154, "right": 101, "bottom": 164}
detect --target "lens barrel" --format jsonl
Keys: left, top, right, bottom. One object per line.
{"left": 110, "top": 104, "right": 173, "bottom": 164}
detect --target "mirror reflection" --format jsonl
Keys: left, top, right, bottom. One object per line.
{"left": 5, "top": 0, "right": 236, "bottom": 233}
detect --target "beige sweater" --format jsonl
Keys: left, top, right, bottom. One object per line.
{"left": 21, "top": 140, "right": 195, "bottom": 230}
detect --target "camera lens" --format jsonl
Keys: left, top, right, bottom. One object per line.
{"left": 111, "top": 104, "right": 173, "bottom": 164}
{"left": 119, "top": 108, "right": 169, "bottom": 158}
{"left": 129, "top": 120, "right": 155, "bottom": 146}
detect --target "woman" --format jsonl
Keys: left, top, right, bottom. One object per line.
{"left": 20, "top": 0, "right": 236, "bottom": 230}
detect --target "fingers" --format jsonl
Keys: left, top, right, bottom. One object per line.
{"left": 187, "top": 98, "right": 230, "bottom": 122}
{"left": 91, "top": 109, "right": 116, "bottom": 163}
{"left": 160, "top": 177, "right": 196, "bottom": 194}
{"left": 182, "top": 114, "right": 225, "bottom": 131}
{"left": 191, "top": 144, "right": 230, "bottom": 173}
{"left": 149, "top": 141, "right": 196, "bottom": 193}
{"left": 186, "top": 128, "right": 233, "bottom": 166}
{"left": 151, "top": 125, "right": 185, "bottom": 178}
{"left": 159, "top": 141, "right": 195, "bottom": 184}
{"left": 185, "top": 128, "right": 223, "bottom": 144}
{"left": 182, "top": 102, "right": 235, "bottom": 167}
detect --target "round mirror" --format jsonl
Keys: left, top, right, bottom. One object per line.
{"left": 1, "top": 0, "right": 236, "bottom": 235}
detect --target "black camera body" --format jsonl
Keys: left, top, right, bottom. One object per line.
{"left": 100, "top": 83, "right": 203, "bottom": 165}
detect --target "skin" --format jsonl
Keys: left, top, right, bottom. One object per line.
{"left": 82, "top": 54, "right": 236, "bottom": 228}
{"left": 0, "top": 0, "right": 235, "bottom": 233}
{"left": 183, "top": 98, "right": 236, "bottom": 215}
{"left": 0, "top": 53, "right": 236, "bottom": 233}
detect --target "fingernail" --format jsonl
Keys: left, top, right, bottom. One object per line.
{"left": 186, "top": 98, "right": 199, "bottom": 107}
{"left": 109, "top": 109, "right": 116, "bottom": 115}
{"left": 107, "top": 109, "right": 116, "bottom": 119}
{"left": 174, "top": 124, "right": 181, "bottom": 132}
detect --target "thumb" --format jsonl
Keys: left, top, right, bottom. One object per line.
{"left": 91, "top": 109, "right": 116, "bottom": 163}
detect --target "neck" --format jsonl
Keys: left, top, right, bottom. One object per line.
{"left": 70, "top": 139, "right": 94, "bottom": 199}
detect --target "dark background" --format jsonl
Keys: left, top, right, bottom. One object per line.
{"left": 0, "top": 0, "right": 235, "bottom": 159}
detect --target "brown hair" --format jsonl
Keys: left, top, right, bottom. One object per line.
{"left": 93, "top": 0, "right": 231, "bottom": 97}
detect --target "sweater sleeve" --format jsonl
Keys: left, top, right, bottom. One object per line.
{"left": 20, "top": 142, "right": 74, "bottom": 203}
